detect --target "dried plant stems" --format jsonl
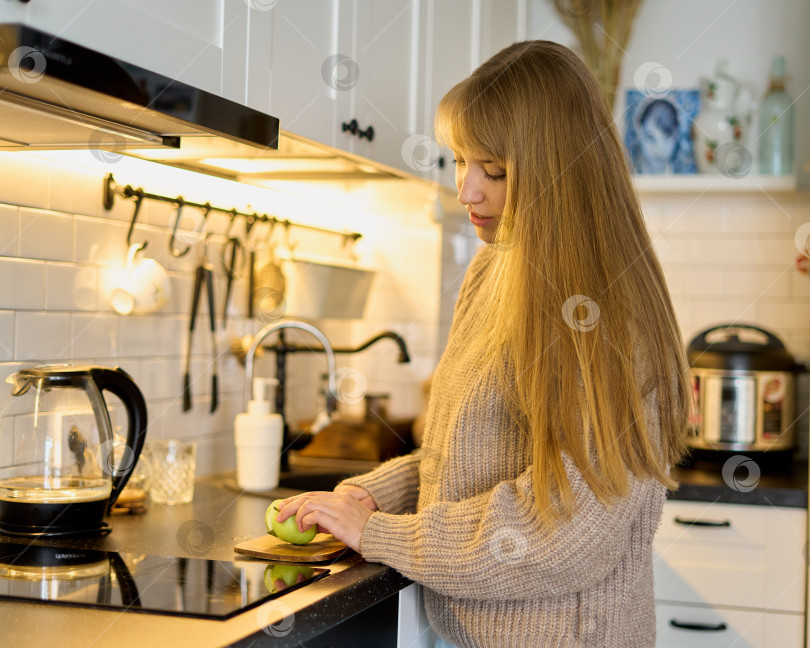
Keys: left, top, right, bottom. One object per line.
{"left": 552, "top": 0, "right": 645, "bottom": 112}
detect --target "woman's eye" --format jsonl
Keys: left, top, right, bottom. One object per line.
{"left": 453, "top": 158, "right": 465, "bottom": 166}
{"left": 484, "top": 170, "right": 506, "bottom": 181}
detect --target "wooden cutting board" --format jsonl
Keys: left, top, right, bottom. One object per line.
{"left": 234, "top": 533, "right": 349, "bottom": 562}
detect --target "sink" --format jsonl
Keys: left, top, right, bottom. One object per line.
{"left": 277, "top": 471, "right": 354, "bottom": 491}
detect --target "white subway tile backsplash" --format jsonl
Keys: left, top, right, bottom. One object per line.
{"left": 651, "top": 235, "right": 693, "bottom": 265}
{"left": 0, "top": 205, "right": 19, "bottom": 257}
{"left": 0, "top": 153, "right": 50, "bottom": 209}
{"left": 789, "top": 269, "right": 810, "bottom": 299}
{"left": 18, "top": 208, "right": 74, "bottom": 262}
{"left": 161, "top": 316, "right": 187, "bottom": 356}
{"left": 70, "top": 313, "right": 121, "bottom": 359}
{"left": 158, "top": 400, "right": 202, "bottom": 442}
{"left": 15, "top": 312, "right": 72, "bottom": 361}
{"left": 756, "top": 302, "right": 810, "bottom": 333}
{"left": 75, "top": 217, "right": 129, "bottom": 267}
{"left": 685, "top": 268, "right": 724, "bottom": 297}
{"left": 46, "top": 161, "right": 111, "bottom": 219}
{"left": 139, "top": 358, "right": 182, "bottom": 401}
{"left": 120, "top": 316, "right": 165, "bottom": 357}
{"left": 724, "top": 268, "right": 792, "bottom": 299}
{"left": 0, "top": 258, "right": 45, "bottom": 309}
{"left": 691, "top": 299, "right": 758, "bottom": 329}
{"left": 661, "top": 198, "right": 725, "bottom": 233}
{"left": 0, "top": 417, "right": 14, "bottom": 468}
{"left": 692, "top": 237, "right": 760, "bottom": 266}
{"left": 723, "top": 199, "right": 794, "bottom": 234}
{"left": 784, "top": 333, "right": 810, "bottom": 361}
{"left": 195, "top": 432, "right": 236, "bottom": 476}
{"left": 756, "top": 237, "right": 799, "bottom": 266}
{"left": 0, "top": 312, "right": 13, "bottom": 362}
{"left": 46, "top": 264, "right": 99, "bottom": 311}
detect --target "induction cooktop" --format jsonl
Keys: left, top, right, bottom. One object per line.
{"left": 0, "top": 542, "right": 329, "bottom": 620}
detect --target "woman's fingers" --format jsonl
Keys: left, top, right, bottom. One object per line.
{"left": 275, "top": 491, "right": 329, "bottom": 523}
{"left": 284, "top": 492, "right": 374, "bottom": 552}
{"left": 334, "top": 485, "right": 379, "bottom": 511}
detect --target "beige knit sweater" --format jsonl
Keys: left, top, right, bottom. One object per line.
{"left": 341, "top": 245, "right": 665, "bottom": 648}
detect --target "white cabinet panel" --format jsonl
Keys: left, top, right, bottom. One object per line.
{"left": 267, "top": 0, "right": 343, "bottom": 148}
{"left": 654, "top": 500, "right": 807, "bottom": 648}
{"left": 654, "top": 501, "right": 805, "bottom": 613}
{"left": 479, "top": 0, "right": 522, "bottom": 63}
{"left": 398, "top": 583, "right": 437, "bottom": 647}
{"left": 348, "top": 0, "right": 419, "bottom": 172}
{"left": 416, "top": 0, "right": 476, "bottom": 189}
{"left": 656, "top": 603, "right": 804, "bottom": 648}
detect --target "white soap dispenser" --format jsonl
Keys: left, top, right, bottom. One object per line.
{"left": 235, "top": 377, "right": 284, "bottom": 491}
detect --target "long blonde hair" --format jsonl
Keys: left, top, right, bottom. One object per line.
{"left": 435, "top": 41, "right": 691, "bottom": 524}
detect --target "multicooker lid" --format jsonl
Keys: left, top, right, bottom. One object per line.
{"left": 687, "top": 324, "right": 797, "bottom": 372}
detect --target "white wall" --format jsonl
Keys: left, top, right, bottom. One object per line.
{"left": 529, "top": 0, "right": 810, "bottom": 186}
{"left": 0, "top": 151, "right": 441, "bottom": 476}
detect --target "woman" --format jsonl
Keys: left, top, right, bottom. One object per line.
{"left": 276, "top": 40, "right": 691, "bottom": 648}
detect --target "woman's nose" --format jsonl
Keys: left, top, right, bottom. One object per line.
{"left": 457, "top": 170, "right": 483, "bottom": 207}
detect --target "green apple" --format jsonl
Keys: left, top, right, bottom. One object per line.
{"left": 264, "top": 564, "right": 314, "bottom": 593}
{"left": 267, "top": 499, "right": 317, "bottom": 545}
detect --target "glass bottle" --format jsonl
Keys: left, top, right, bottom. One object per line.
{"left": 757, "top": 56, "right": 794, "bottom": 175}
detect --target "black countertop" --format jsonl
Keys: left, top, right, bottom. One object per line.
{"left": 669, "top": 458, "right": 808, "bottom": 508}
{"left": 0, "top": 476, "right": 410, "bottom": 648}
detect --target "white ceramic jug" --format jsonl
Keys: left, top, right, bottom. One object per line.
{"left": 692, "top": 60, "right": 754, "bottom": 175}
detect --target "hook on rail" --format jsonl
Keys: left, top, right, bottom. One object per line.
{"left": 126, "top": 188, "right": 148, "bottom": 253}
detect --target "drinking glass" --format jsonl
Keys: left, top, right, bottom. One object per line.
{"left": 148, "top": 440, "right": 196, "bottom": 505}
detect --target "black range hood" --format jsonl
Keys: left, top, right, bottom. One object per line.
{"left": 0, "top": 23, "right": 279, "bottom": 153}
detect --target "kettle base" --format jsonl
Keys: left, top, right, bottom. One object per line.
{"left": 0, "top": 498, "right": 111, "bottom": 537}
{"left": 0, "top": 520, "right": 111, "bottom": 538}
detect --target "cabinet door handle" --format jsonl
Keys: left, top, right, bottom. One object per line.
{"left": 673, "top": 516, "right": 731, "bottom": 528}
{"left": 341, "top": 119, "right": 374, "bottom": 142}
{"left": 342, "top": 119, "right": 359, "bottom": 135}
{"left": 357, "top": 124, "right": 374, "bottom": 141}
{"left": 669, "top": 619, "right": 728, "bottom": 632}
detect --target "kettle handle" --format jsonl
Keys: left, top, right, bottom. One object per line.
{"left": 693, "top": 323, "right": 784, "bottom": 349}
{"left": 90, "top": 367, "right": 148, "bottom": 512}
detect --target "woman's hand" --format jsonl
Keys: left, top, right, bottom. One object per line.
{"left": 334, "top": 484, "right": 378, "bottom": 511}
{"left": 276, "top": 491, "right": 375, "bottom": 553}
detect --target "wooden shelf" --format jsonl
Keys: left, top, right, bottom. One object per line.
{"left": 633, "top": 173, "right": 797, "bottom": 194}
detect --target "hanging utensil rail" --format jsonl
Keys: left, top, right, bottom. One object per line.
{"left": 103, "top": 173, "right": 362, "bottom": 244}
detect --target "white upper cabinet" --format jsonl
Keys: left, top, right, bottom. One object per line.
{"left": 415, "top": 0, "right": 477, "bottom": 189}
{"left": 415, "top": 0, "right": 524, "bottom": 189}
{"left": 260, "top": 0, "right": 420, "bottom": 175}
{"left": 261, "top": 0, "right": 344, "bottom": 147}
{"left": 344, "top": 0, "right": 420, "bottom": 173}
{"left": 0, "top": 0, "right": 248, "bottom": 98}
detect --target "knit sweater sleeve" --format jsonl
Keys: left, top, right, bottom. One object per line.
{"left": 359, "top": 459, "right": 661, "bottom": 601}
{"left": 336, "top": 449, "right": 422, "bottom": 515}
{"left": 359, "top": 388, "right": 666, "bottom": 602}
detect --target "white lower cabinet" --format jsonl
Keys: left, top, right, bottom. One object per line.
{"left": 398, "top": 583, "right": 438, "bottom": 647}
{"left": 656, "top": 602, "right": 804, "bottom": 648}
{"left": 654, "top": 500, "right": 807, "bottom": 648}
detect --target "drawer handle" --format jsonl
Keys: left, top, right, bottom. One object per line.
{"left": 673, "top": 516, "right": 731, "bottom": 528}
{"left": 670, "top": 619, "right": 728, "bottom": 632}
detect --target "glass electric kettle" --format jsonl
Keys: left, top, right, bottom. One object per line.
{"left": 0, "top": 365, "right": 148, "bottom": 537}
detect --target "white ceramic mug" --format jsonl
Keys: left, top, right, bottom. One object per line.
{"left": 111, "top": 244, "right": 172, "bottom": 315}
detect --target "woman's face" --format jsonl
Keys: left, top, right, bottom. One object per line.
{"left": 454, "top": 151, "right": 507, "bottom": 244}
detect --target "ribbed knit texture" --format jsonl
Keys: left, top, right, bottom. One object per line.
{"left": 340, "top": 245, "right": 664, "bottom": 648}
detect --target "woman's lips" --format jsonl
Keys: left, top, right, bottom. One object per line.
{"left": 469, "top": 212, "right": 495, "bottom": 227}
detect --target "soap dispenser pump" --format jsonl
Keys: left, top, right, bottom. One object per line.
{"left": 235, "top": 377, "right": 283, "bottom": 491}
